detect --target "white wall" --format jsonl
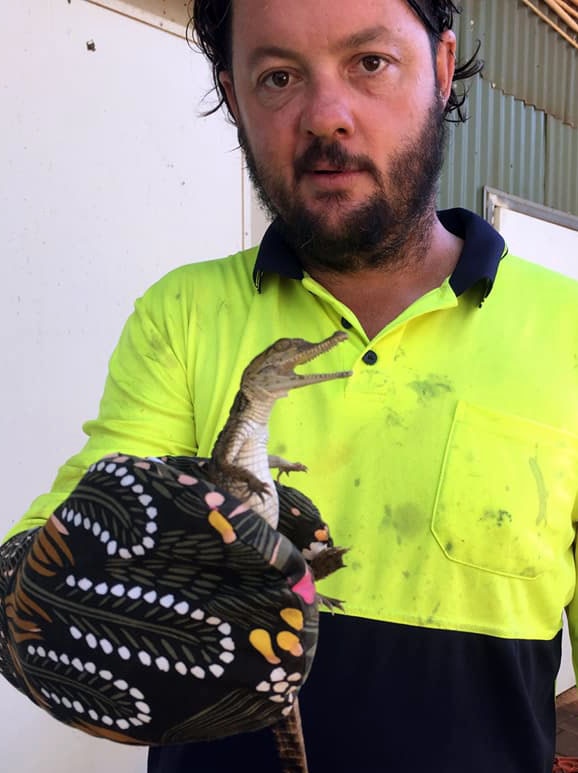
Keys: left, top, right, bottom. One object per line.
{"left": 0, "top": 1, "right": 244, "bottom": 770}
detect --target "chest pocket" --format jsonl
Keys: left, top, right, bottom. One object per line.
{"left": 431, "top": 401, "right": 578, "bottom": 579}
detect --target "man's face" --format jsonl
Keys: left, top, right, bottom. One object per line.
{"left": 220, "top": 0, "right": 456, "bottom": 271}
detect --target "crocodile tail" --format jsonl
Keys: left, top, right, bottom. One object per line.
{"left": 271, "top": 697, "right": 309, "bottom": 773}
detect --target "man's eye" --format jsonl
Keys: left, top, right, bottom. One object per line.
{"left": 360, "top": 55, "right": 385, "bottom": 73}
{"left": 263, "top": 71, "right": 291, "bottom": 88}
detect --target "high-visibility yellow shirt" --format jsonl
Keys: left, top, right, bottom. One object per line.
{"left": 8, "top": 209, "right": 578, "bottom": 648}
{"left": 7, "top": 208, "right": 578, "bottom": 772}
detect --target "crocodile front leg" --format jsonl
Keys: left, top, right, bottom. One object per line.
{"left": 269, "top": 455, "right": 308, "bottom": 479}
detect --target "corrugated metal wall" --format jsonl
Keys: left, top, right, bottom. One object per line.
{"left": 546, "top": 119, "right": 578, "bottom": 214}
{"left": 479, "top": 0, "right": 577, "bottom": 128}
{"left": 438, "top": 0, "right": 578, "bottom": 218}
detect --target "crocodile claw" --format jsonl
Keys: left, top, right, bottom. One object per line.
{"left": 309, "top": 545, "right": 349, "bottom": 581}
{"left": 316, "top": 593, "right": 345, "bottom": 613}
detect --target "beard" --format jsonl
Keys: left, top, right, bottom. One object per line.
{"left": 239, "top": 96, "right": 447, "bottom": 273}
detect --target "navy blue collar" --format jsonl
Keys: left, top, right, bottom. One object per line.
{"left": 252, "top": 208, "right": 506, "bottom": 305}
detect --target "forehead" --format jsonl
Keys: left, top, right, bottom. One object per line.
{"left": 229, "top": 0, "right": 427, "bottom": 56}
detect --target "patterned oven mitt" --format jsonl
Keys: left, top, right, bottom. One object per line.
{"left": 0, "top": 453, "right": 339, "bottom": 745}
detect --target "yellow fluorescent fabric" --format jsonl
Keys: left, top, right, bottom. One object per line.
{"left": 6, "top": 248, "right": 578, "bottom": 645}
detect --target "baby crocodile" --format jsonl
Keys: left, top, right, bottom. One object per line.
{"left": 207, "top": 331, "right": 351, "bottom": 773}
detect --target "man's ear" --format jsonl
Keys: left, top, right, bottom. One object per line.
{"left": 436, "top": 30, "right": 457, "bottom": 106}
{"left": 219, "top": 71, "right": 241, "bottom": 124}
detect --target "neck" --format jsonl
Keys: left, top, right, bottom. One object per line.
{"left": 303, "top": 215, "right": 463, "bottom": 340}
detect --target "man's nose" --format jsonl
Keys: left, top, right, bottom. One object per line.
{"left": 299, "top": 80, "right": 355, "bottom": 140}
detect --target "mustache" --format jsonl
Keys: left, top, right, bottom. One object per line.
{"left": 294, "top": 139, "right": 381, "bottom": 181}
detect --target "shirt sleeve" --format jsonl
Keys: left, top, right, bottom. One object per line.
{"left": 3, "top": 271, "right": 197, "bottom": 542}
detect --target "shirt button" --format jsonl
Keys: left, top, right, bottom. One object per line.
{"left": 362, "top": 350, "right": 378, "bottom": 365}
{"left": 341, "top": 317, "right": 352, "bottom": 329}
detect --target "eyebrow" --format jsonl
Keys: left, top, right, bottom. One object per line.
{"left": 247, "top": 25, "right": 398, "bottom": 69}
{"left": 339, "top": 25, "right": 397, "bottom": 50}
{"left": 248, "top": 45, "right": 299, "bottom": 69}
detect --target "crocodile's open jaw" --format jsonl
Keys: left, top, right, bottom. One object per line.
{"left": 241, "top": 331, "right": 352, "bottom": 398}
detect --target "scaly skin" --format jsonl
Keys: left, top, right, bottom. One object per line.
{"left": 207, "top": 331, "right": 351, "bottom": 773}
{"left": 208, "top": 332, "right": 352, "bottom": 528}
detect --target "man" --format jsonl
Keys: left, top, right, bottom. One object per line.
{"left": 2, "top": 1, "right": 578, "bottom": 772}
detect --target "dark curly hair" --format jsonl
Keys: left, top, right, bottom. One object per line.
{"left": 188, "top": 0, "right": 483, "bottom": 124}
